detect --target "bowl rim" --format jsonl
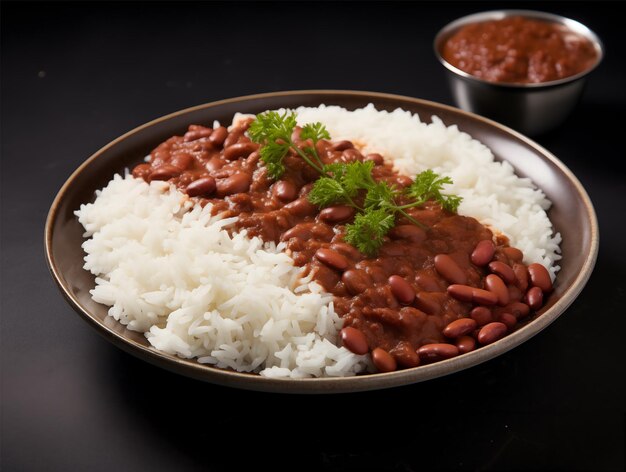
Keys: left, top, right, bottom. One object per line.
{"left": 44, "top": 89, "right": 599, "bottom": 393}
{"left": 433, "top": 9, "right": 605, "bottom": 89}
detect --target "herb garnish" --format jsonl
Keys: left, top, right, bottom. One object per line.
{"left": 248, "top": 111, "right": 462, "bottom": 256}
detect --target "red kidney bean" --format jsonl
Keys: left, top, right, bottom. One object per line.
{"left": 223, "top": 142, "right": 257, "bottom": 161}
{"left": 447, "top": 284, "right": 474, "bottom": 302}
{"left": 372, "top": 347, "right": 397, "bottom": 373}
{"left": 472, "top": 288, "right": 498, "bottom": 305}
{"left": 485, "top": 274, "right": 509, "bottom": 306}
{"left": 311, "top": 223, "right": 335, "bottom": 242}
{"left": 470, "top": 306, "right": 493, "bottom": 326}
{"left": 414, "top": 292, "right": 443, "bottom": 315}
{"left": 418, "top": 343, "right": 459, "bottom": 363}
{"left": 471, "top": 239, "right": 495, "bottom": 266}
{"left": 396, "top": 175, "right": 413, "bottom": 187}
{"left": 184, "top": 128, "right": 212, "bottom": 142}
{"left": 488, "top": 261, "right": 516, "bottom": 284}
{"left": 185, "top": 176, "right": 216, "bottom": 197}
{"left": 504, "top": 301, "right": 530, "bottom": 319}
{"left": 281, "top": 223, "right": 312, "bottom": 241}
{"left": 503, "top": 246, "right": 524, "bottom": 263}
{"left": 388, "top": 275, "right": 415, "bottom": 305}
{"left": 215, "top": 172, "right": 251, "bottom": 197}
{"left": 513, "top": 263, "right": 529, "bottom": 292}
{"left": 330, "top": 140, "right": 353, "bottom": 151}
{"left": 330, "top": 242, "right": 362, "bottom": 260}
{"left": 525, "top": 286, "right": 544, "bottom": 310}
{"left": 208, "top": 126, "right": 228, "bottom": 146}
{"left": 507, "top": 284, "right": 523, "bottom": 302}
{"left": 456, "top": 336, "right": 476, "bottom": 354}
{"left": 284, "top": 197, "right": 318, "bottom": 217}
{"left": 415, "top": 273, "right": 442, "bottom": 292}
{"left": 391, "top": 344, "right": 421, "bottom": 368}
{"left": 389, "top": 225, "right": 427, "bottom": 243}
{"left": 171, "top": 153, "right": 193, "bottom": 170}
{"left": 342, "top": 269, "right": 371, "bottom": 295}
{"left": 498, "top": 313, "right": 517, "bottom": 330}
{"left": 340, "top": 327, "right": 368, "bottom": 355}
{"left": 223, "top": 129, "right": 244, "bottom": 148}
{"left": 149, "top": 164, "right": 181, "bottom": 181}
{"left": 528, "top": 263, "right": 553, "bottom": 293}
{"left": 319, "top": 205, "right": 355, "bottom": 224}
{"left": 205, "top": 156, "right": 225, "bottom": 172}
{"left": 342, "top": 148, "right": 363, "bottom": 162}
{"left": 443, "top": 317, "right": 478, "bottom": 338}
{"left": 364, "top": 153, "right": 384, "bottom": 165}
{"left": 272, "top": 180, "right": 297, "bottom": 202}
{"left": 434, "top": 254, "right": 467, "bottom": 284}
{"left": 132, "top": 163, "right": 151, "bottom": 179}
{"left": 315, "top": 248, "right": 348, "bottom": 271}
{"left": 477, "top": 322, "right": 508, "bottom": 345}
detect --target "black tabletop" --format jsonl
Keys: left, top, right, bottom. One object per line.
{"left": 2, "top": 2, "right": 625, "bottom": 471}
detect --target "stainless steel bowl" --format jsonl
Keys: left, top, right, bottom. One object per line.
{"left": 434, "top": 10, "right": 604, "bottom": 136}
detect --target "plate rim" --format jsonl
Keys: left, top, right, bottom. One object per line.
{"left": 44, "top": 89, "right": 599, "bottom": 393}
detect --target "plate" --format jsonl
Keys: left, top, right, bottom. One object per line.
{"left": 44, "top": 90, "right": 598, "bottom": 393}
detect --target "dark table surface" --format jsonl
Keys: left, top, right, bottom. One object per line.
{"left": 2, "top": 2, "right": 625, "bottom": 471}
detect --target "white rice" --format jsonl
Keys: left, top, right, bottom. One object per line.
{"left": 76, "top": 105, "right": 561, "bottom": 378}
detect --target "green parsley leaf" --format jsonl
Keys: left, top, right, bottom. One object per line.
{"left": 405, "top": 169, "right": 462, "bottom": 212}
{"left": 300, "top": 122, "right": 331, "bottom": 143}
{"left": 345, "top": 208, "right": 396, "bottom": 256}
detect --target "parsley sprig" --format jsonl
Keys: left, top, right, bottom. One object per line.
{"left": 248, "top": 111, "right": 462, "bottom": 256}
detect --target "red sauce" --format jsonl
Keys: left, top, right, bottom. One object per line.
{"left": 132, "top": 119, "right": 550, "bottom": 371}
{"left": 442, "top": 16, "right": 598, "bottom": 84}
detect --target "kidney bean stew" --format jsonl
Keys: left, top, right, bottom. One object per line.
{"left": 132, "top": 118, "right": 553, "bottom": 373}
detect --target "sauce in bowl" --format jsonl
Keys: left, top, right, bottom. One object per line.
{"left": 442, "top": 16, "right": 598, "bottom": 84}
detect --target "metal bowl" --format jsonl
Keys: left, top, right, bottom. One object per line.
{"left": 434, "top": 10, "right": 604, "bottom": 136}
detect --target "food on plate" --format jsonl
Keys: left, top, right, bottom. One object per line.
{"left": 441, "top": 15, "right": 598, "bottom": 84}
{"left": 76, "top": 105, "right": 561, "bottom": 377}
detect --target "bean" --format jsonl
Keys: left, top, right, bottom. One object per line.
{"left": 340, "top": 327, "right": 368, "bottom": 355}
{"left": 388, "top": 275, "right": 415, "bottom": 305}
{"left": 456, "top": 336, "right": 476, "bottom": 354}
{"left": 223, "top": 142, "right": 257, "bottom": 161}
{"left": 525, "top": 286, "right": 544, "bottom": 310}
{"left": 396, "top": 175, "right": 413, "bottom": 187}
{"left": 472, "top": 288, "right": 498, "bottom": 305}
{"left": 477, "top": 322, "right": 508, "bottom": 345}
{"left": 413, "top": 292, "right": 444, "bottom": 315}
{"left": 371, "top": 347, "right": 397, "bottom": 373}
{"left": 149, "top": 164, "right": 181, "bottom": 181}
{"left": 205, "top": 156, "right": 225, "bottom": 172}
{"left": 223, "top": 129, "right": 244, "bottom": 148}
{"left": 342, "top": 148, "right": 363, "bottom": 162}
{"left": 330, "top": 140, "right": 354, "bottom": 152}
{"left": 503, "top": 246, "right": 524, "bottom": 263}
{"left": 342, "top": 269, "right": 371, "bottom": 295}
{"left": 272, "top": 180, "right": 297, "bottom": 202}
{"left": 415, "top": 273, "right": 442, "bottom": 292}
{"left": 185, "top": 176, "right": 216, "bottom": 197}
{"left": 488, "top": 261, "right": 516, "bottom": 284}
{"left": 528, "top": 263, "right": 553, "bottom": 293}
{"left": 389, "top": 225, "right": 427, "bottom": 243}
{"left": 470, "top": 306, "right": 493, "bottom": 326}
{"left": 513, "top": 263, "right": 529, "bottom": 292}
{"left": 281, "top": 223, "right": 312, "bottom": 241}
{"left": 215, "top": 172, "right": 251, "bottom": 197}
{"left": 418, "top": 343, "right": 459, "bottom": 363}
{"left": 171, "top": 153, "right": 193, "bottom": 170}
{"left": 208, "top": 126, "right": 228, "bottom": 147}
{"left": 434, "top": 254, "right": 467, "bottom": 284}
{"left": 311, "top": 223, "right": 335, "bottom": 241}
{"left": 315, "top": 248, "right": 348, "bottom": 271}
{"left": 471, "top": 240, "right": 495, "bottom": 266}
{"left": 132, "top": 163, "right": 151, "bottom": 179}
{"left": 330, "top": 242, "right": 362, "bottom": 259}
{"left": 504, "top": 301, "right": 530, "bottom": 319}
{"left": 184, "top": 128, "right": 212, "bottom": 142}
{"left": 447, "top": 284, "right": 474, "bottom": 302}
{"left": 319, "top": 205, "right": 355, "bottom": 224}
{"left": 284, "top": 197, "right": 318, "bottom": 217}
{"left": 443, "top": 318, "right": 478, "bottom": 338}
{"left": 498, "top": 313, "right": 517, "bottom": 330}
{"left": 391, "top": 344, "right": 421, "bottom": 368}
{"left": 485, "top": 274, "right": 509, "bottom": 306}
{"left": 364, "top": 153, "right": 384, "bottom": 165}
